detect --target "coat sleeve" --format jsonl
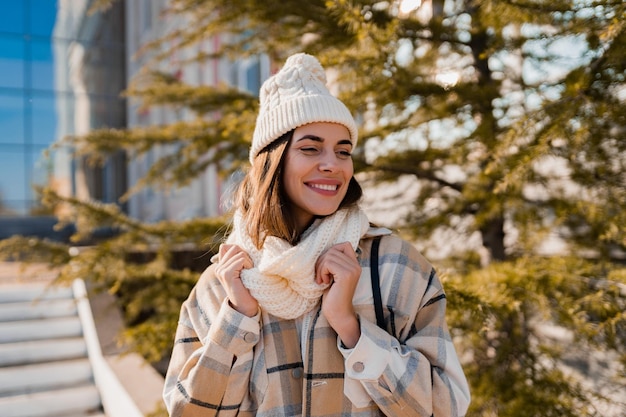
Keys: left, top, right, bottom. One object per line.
{"left": 163, "top": 266, "right": 261, "bottom": 417}
{"left": 339, "top": 236, "right": 471, "bottom": 417}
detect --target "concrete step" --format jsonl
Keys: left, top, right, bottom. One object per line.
{"left": 63, "top": 414, "right": 106, "bottom": 417}
{"left": 0, "top": 384, "right": 102, "bottom": 417}
{"left": 0, "top": 358, "right": 94, "bottom": 397}
{"left": 63, "top": 411, "right": 108, "bottom": 417}
{"left": 0, "top": 298, "right": 77, "bottom": 322}
{"left": 0, "top": 337, "right": 87, "bottom": 367}
{"left": 0, "top": 316, "right": 82, "bottom": 343}
{"left": 0, "top": 284, "right": 73, "bottom": 304}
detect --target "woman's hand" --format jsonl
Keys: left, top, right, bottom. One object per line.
{"left": 315, "top": 242, "right": 362, "bottom": 348}
{"left": 215, "top": 244, "right": 258, "bottom": 317}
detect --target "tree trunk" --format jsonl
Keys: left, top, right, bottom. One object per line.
{"left": 480, "top": 215, "right": 506, "bottom": 263}
{"left": 468, "top": 6, "right": 506, "bottom": 264}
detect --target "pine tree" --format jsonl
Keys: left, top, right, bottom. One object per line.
{"left": 2, "top": 1, "right": 625, "bottom": 415}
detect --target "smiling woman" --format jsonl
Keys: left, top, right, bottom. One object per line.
{"left": 163, "top": 53, "right": 471, "bottom": 417}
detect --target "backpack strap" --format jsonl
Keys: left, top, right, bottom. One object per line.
{"left": 370, "top": 236, "right": 385, "bottom": 329}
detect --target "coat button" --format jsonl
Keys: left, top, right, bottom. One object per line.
{"left": 292, "top": 368, "right": 303, "bottom": 379}
{"left": 242, "top": 332, "right": 256, "bottom": 343}
{"left": 352, "top": 361, "right": 365, "bottom": 373}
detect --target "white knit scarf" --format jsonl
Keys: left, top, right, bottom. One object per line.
{"left": 226, "top": 207, "right": 370, "bottom": 319}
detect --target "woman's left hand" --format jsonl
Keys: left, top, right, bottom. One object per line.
{"left": 315, "top": 242, "right": 362, "bottom": 348}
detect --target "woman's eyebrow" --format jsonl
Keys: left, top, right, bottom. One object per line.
{"left": 296, "top": 135, "right": 353, "bottom": 146}
{"left": 296, "top": 134, "right": 323, "bottom": 143}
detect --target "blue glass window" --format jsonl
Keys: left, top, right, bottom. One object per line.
{"left": 0, "top": 146, "right": 28, "bottom": 214}
{"left": 31, "top": 92, "right": 58, "bottom": 145}
{"left": 28, "top": 0, "right": 58, "bottom": 38}
{"left": 0, "top": 36, "right": 26, "bottom": 89}
{"left": 30, "top": 39, "right": 56, "bottom": 91}
{"left": 0, "top": 3, "right": 24, "bottom": 35}
{"left": 0, "top": 93, "right": 25, "bottom": 145}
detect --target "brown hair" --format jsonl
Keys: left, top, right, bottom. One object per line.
{"left": 235, "top": 130, "right": 363, "bottom": 248}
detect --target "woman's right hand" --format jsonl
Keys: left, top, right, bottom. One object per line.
{"left": 215, "top": 244, "right": 258, "bottom": 317}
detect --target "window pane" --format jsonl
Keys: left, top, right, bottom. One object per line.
{"left": 31, "top": 92, "right": 59, "bottom": 145}
{"left": 0, "top": 93, "right": 25, "bottom": 145}
{"left": 0, "top": 146, "right": 27, "bottom": 214}
{"left": 30, "top": 39, "right": 55, "bottom": 91}
{"left": 245, "top": 59, "right": 261, "bottom": 94}
{"left": 28, "top": 0, "right": 58, "bottom": 38}
{"left": 0, "top": 3, "right": 24, "bottom": 35}
{"left": 0, "top": 36, "right": 25, "bottom": 89}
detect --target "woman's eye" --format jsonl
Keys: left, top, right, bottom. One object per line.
{"left": 338, "top": 150, "right": 352, "bottom": 158}
{"left": 301, "top": 147, "right": 319, "bottom": 153}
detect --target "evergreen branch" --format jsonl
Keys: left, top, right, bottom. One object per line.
{"left": 380, "top": 162, "right": 463, "bottom": 192}
{"left": 126, "top": 72, "right": 258, "bottom": 115}
{"left": 0, "top": 236, "right": 70, "bottom": 265}
{"left": 40, "top": 188, "right": 227, "bottom": 245}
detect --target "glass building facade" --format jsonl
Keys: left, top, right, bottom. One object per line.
{"left": 0, "top": 0, "right": 126, "bottom": 229}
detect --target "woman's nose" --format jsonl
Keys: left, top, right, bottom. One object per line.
{"left": 318, "top": 152, "right": 339, "bottom": 172}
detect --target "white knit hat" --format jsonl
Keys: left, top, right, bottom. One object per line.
{"left": 250, "top": 53, "right": 358, "bottom": 162}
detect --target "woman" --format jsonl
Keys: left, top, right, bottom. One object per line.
{"left": 163, "top": 53, "right": 470, "bottom": 416}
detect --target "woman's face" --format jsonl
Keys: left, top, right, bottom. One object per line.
{"left": 283, "top": 122, "right": 354, "bottom": 233}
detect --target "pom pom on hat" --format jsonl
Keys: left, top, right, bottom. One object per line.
{"left": 250, "top": 53, "right": 358, "bottom": 162}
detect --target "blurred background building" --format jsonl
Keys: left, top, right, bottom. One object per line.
{"left": 124, "top": 0, "right": 269, "bottom": 222}
{"left": 0, "top": 0, "right": 263, "bottom": 239}
{"left": 0, "top": 0, "right": 125, "bottom": 238}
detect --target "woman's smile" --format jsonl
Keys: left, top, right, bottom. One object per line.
{"left": 306, "top": 180, "right": 341, "bottom": 193}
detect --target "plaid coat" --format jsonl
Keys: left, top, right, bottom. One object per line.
{"left": 163, "top": 231, "right": 470, "bottom": 416}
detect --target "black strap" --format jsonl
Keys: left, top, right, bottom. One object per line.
{"left": 370, "top": 236, "right": 385, "bottom": 329}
